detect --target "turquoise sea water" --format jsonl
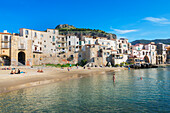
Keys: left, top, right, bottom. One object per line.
{"left": 0, "top": 67, "right": 170, "bottom": 112}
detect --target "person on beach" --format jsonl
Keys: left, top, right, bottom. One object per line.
{"left": 68, "top": 67, "right": 70, "bottom": 71}
{"left": 37, "top": 69, "right": 43, "bottom": 73}
{"left": 140, "top": 77, "right": 143, "bottom": 80}
{"left": 128, "top": 66, "right": 130, "bottom": 70}
{"left": 10, "top": 70, "right": 14, "bottom": 74}
{"left": 70, "top": 64, "right": 72, "bottom": 69}
{"left": 14, "top": 70, "right": 16, "bottom": 74}
{"left": 40, "top": 69, "right": 43, "bottom": 73}
{"left": 76, "top": 65, "right": 79, "bottom": 69}
{"left": 113, "top": 74, "right": 115, "bottom": 82}
{"left": 16, "top": 69, "right": 20, "bottom": 74}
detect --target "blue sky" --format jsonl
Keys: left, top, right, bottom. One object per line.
{"left": 0, "top": 0, "right": 170, "bottom": 41}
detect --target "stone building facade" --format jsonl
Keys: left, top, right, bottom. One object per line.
{"left": 0, "top": 28, "right": 169, "bottom": 67}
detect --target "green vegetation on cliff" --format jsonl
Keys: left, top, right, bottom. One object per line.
{"left": 55, "top": 24, "right": 117, "bottom": 39}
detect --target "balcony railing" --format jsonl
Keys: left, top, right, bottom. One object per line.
{"left": 1, "top": 39, "right": 10, "bottom": 42}
{"left": 56, "top": 46, "right": 67, "bottom": 49}
{"left": 18, "top": 45, "right": 25, "bottom": 50}
{"left": 2, "top": 45, "right": 10, "bottom": 48}
{"left": 57, "top": 40, "right": 67, "bottom": 43}
{"left": 33, "top": 49, "right": 43, "bottom": 53}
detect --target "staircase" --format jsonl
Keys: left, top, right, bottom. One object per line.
{"left": 18, "top": 62, "right": 25, "bottom": 66}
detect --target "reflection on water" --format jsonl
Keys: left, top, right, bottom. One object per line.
{"left": 0, "top": 68, "right": 170, "bottom": 112}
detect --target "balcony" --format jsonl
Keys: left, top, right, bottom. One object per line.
{"left": 57, "top": 40, "right": 67, "bottom": 43}
{"left": 33, "top": 49, "right": 43, "bottom": 53}
{"left": 1, "top": 45, "right": 10, "bottom": 48}
{"left": 18, "top": 45, "right": 26, "bottom": 50}
{"left": 1, "top": 39, "right": 10, "bottom": 42}
{"left": 56, "top": 46, "right": 67, "bottom": 49}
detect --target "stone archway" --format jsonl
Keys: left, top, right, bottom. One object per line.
{"left": 144, "top": 55, "right": 149, "bottom": 63}
{"left": 18, "top": 52, "right": 25, "bottom": 65}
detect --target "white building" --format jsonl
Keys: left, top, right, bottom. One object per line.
{"left": 131, "top": 42, "right": 157, "bottom": 64}
{"left": 19, "top": 28, "right": 62, "bottom": 57}
{"left": 66, "top": 35, "right": 79, "bottom": 52}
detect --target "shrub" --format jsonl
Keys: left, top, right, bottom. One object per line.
{"left": 115, "top": 64, "right": 119, "bottom": 67}
{"left": 80, "top": 59, "right": 87, "bottom": 66}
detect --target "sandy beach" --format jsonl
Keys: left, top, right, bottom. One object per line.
{"left": 0, "top": 66, "right": 127, "bottom": 94}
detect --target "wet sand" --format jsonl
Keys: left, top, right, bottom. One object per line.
{"left": 0, "top": 67, "right": 127, "bottom": 94}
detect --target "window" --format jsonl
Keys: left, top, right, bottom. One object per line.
{"left": 102, "top": 42, "right": 104, "bottom": 45}
{"left": 50, "top": 54, "right": 52, "bottom": 57}
{"left": 4, "top": 36, "right": 8, "bottom": 41}
{"left": 107, "top": 43, "right": 110, "bottom": 45}
{"left": 34, "top": 32, "right": 37, "bottom": 37}
{"left": 69, "top": 41, "right": 71, "bottom": 45}
{"left": 69, "top": 47, "right": 71, "bottom": 51}
{"left": 52, "top": 36, "right": 55, "bottom": 42}
{"left": 35, "top": 47, "right": 37, "bottom": 51}
{"left": 25, "top": 30, "right": 29, "bottom": 35}
{"left": 44, "top": 45, "right": 46, "bottom": 48}
{"left": 79, "top": 55, "right": 81, "bottom": 57}
{"left": 152, "top": 46, "right": 154, "bottom": 49}
{"left": 41, "top": 34, "right": 43, "bottom": 37}
{"left": 40, "top": 47, "right": 42, "bottom": 51}
{"left": 44, "top": 40, "right": 46, "bottom": 42}
{"left": 49, "top": 36, "right": 51, "bottom": 38}
{"left": 89, "top": 40, "right": 91, "bottom": 44}
{"left": 53, "top": 30, "right": 55, "bottom": 34}
{"left": 77, "top": 42, "right": 79, "bottom": 44}
{"left": 124, "top": 45, "right": 126, "bottom": 47}
{"left": 33, "top": 55, "right": 35, "bottom": 58}
{"left": 63, "top": 55, "right": 66, "bottom": 58}
{"left": 119, "top": 44, "right": 121, "bottom": 48}
{"left": 143, "top": 51, "right": 145, "bottom": 55}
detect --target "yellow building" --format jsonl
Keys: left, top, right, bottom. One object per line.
{"left": 0, "top": 31, "right": 11, "bottom": 66}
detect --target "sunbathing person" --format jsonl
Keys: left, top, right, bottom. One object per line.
{"left": 16, "top": 69, "right": 20, "bottom": 74}
{"left": 10, "top": 70, "right": 14, "bottom": 74}
{"left": 40, "top": 69, "right": 43, "bottom": 73}
{"left": 37, "top": 69, "right": 40, "bottom": 72}
{"left": 13, "top": 70, "right": 16, "bottom": 74}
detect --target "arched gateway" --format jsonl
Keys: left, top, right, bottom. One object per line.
{"left": 18, "top": 52, "right": 25, "bottom": 65}
{"left": 144, "top": 55, "right": 149, "bottom": 63}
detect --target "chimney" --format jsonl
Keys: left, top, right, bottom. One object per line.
{"left": 3, "top": 30, "right": 8, "bottom": 33}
